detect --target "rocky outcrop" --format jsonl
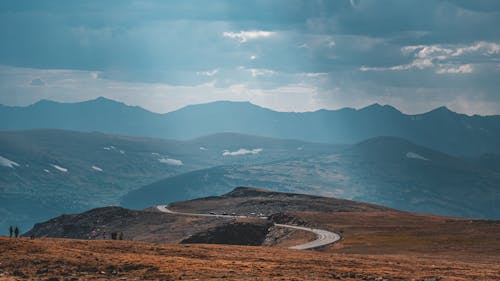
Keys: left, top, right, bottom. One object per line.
{"left": 181, "top": 220, "right": 273, "bottom": 246}
{"left": 268, "top": 212, "right": 309, "bottom": 226}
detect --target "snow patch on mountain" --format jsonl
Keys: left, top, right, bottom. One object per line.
{"left": 52, "top": 164, "right": 68, "bottom": 172}
{"left": 223, "top": 148, "right": 263, "bottom": 156}
{"left": 406, "top": 152, "right": 429, "bottom": 161}
{"left": 92, "top": 165, "right": 103, "bottom": 172}
{"left": 158, "top": 157, "right": 183, "bottom": 166}
{"left": 0, "top": 155, "right": 19, "bottom": 168}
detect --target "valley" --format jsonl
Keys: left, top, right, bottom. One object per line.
{"left": 123, "top": 137, "right": 500, "bottom": 219}
{"left": 0, "top": 129, "right": 337, "bottom": 233}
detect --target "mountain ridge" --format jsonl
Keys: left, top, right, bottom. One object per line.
{"left": 122, "top": 136, "right": 500, "bottom": 219}
{"left": 2, "top": 97, "right": 500, "bottom": 157}
{"left": 2, "top": 97, "right": 492, "bottom": 117}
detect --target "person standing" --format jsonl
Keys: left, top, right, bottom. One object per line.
{"left": 9, "top": 226, "right": 13, "bottom": 238}
{"left": 14, "top": 226, "right": 19, "bottom": 238}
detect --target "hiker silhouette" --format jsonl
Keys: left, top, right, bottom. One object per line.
{"left": 9, "top": 226, "right": 13, "bottom": 238}
{"left": 14, "top": 226, "right": 19, "bottom": 238}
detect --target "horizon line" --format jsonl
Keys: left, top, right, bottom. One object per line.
{"left": 0, "top": 96, "right": 495, "bottom": 117}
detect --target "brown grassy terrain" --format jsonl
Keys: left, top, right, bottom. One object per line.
{"left": 1, "top": 236, "right": 499, "bottom": 281}
{"left": 10, "top": 187, "right": 500, "bottom": 280}
{"left": 169, "top": 187, "right": 390, "bottom": 216}
{"left": 295, "top": 211, "right": 500, "bottom": 258}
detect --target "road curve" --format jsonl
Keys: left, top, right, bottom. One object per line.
{"left": 156, "top": 205, "right": 340, "bottom": 250}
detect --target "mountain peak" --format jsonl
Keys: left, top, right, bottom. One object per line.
{"left": 32, "top": 99, "right": 59, "bottom": 106}
{"left": 360, "top": 103, "right": 401, "bottom": 114}
{"left": 223, "top": 187, "right": 273, "bottom": 197}
{"left": 425, "top": 106, "right": 456, "bottom": 116}
{"left": 86, "top": 96, "right": 123, "bottom": 104}
{"left": 175, "top": 100, "right": 272, "bottom": 113}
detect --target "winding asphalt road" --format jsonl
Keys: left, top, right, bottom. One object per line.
{"left": 156, "top": 205, "right": 341, "bottom": 250}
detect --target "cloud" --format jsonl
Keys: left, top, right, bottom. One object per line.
{"left": 361, "top": 41, "right": 499, "bottom": 74}
{"left": 300, "top": 72, "right": 328, "bottom": 78}
{"left": 360, "top": 59, "right": 433, "bottom": 71}
{"left": 222, "top": 148, "right": 263, "bottom": 156}
{"left": 248, "top": 68, "right": 276, "bottom": 77}
{"left": 30, "top": 78, "right": 45, "bottom": 86}
{"left": 196, "top": 69, "right": 219, "bottom": 76}
{"left": 223, "top": 30, "right": 275, "bottom": 43}
{"left": 1, "top": 1, "right": 500, "bottom": 116}
{"left": 158, "top": 157, "right": 183, "bottom": 166}
{"left": 452, "top": 41, "right": 500, "bottom": 56}
{"left": 349, "top": 0, "right": 361, "bottom": 7}
{"left": 436, "top": 64, "right": 473, "bottom": 74}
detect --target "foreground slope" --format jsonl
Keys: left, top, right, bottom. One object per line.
{"left": 2, "top": 97, "right": 500, "bottom": 156}
{"left": 8, "top": 187, "right": 500, "bottom": 280}
{"left": 123, "top": 137, "right": 500, "bottom": 219}
{"left": 2, "top": 237, "right": 500, "bottom": 280}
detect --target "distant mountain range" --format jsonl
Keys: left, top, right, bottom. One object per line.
{"left": 0, "top": 129, "right": 338, "bottom": 232}
{"left": 2, "top": 97, "right": 500, "bottom": 156}
{"left": 122, "top": 136, "right": 500, "bottom": 219}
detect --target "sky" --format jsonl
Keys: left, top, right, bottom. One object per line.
{"left": 1, "top": 0, "right": 499, "bottom": 115}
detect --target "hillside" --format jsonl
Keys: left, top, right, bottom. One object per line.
{"left": 123, "top": 137, "right": 500, "bottom": 219}
{"left": 25, "top": 187, "right": 386, "bottom": 246}
{"left": 168, "top": 186, "right": 391, "bottom": 215}
{"left": 22, "top": 206, "right": 263, "bottom": 244}
{"left": 2, "top": 97, "right": 500, "bottom": 156}
{"left": 1, "top": 237, "right": 499, "bottom": 280}
{"left": 10, "top": 187, "right": 500, "bottom": 280}
{"left": 0, "top": 129, "right": 337, "bottom": 233}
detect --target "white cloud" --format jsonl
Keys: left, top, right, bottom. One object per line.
{"left": 223, "top": 148, "right": 263, "bottom": 156}
{"left": 0, "top": 65, "right": 324, "bottom": 113}
{"left": 158, "top": 157, "right": 183, "bottom": 166}
{"left": 196, "top": 69, "right": 219, "bottom": 77}
{"left": 90, "top": 72, "right": 99, "bottom": 79}
{"left": 2, "top": 63, "right": 499, "bottom": 116}
{"left": 250, "top": 55, "right": 257, "bottom": 60}
{"left": 361, "top": 41, "right": 499, "bottom": 73}
{"left": 247, "top": 68, "right": 276, "bottom": 77}
{"left": 360, "top": 59, "right": 433, "bottom": 71}
{"left": 301, "top": 72, "right": 328, "bottom": 78}
{"left": 350, "top": 0, "right": 360, "bottom": 7}
{"left": 452, "top": 41, "right": 500, "bottom": 56}
{"left": 436, "top": 64, "right": 473, "bottom": 74}
{"left": 223, "top": 30, "right": 275, "bottom": 43}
